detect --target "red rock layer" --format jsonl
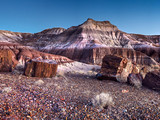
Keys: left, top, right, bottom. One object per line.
{"left": 133, "top": 45, "right": 160, "bottom": 63}
{"left": 0, "top": 42, "right": 72, "bottom": 71}
{"left": 48, "top": 47, "right": 157, "bottom": 66}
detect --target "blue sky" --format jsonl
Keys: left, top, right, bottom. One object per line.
{"left": 0, "top": 0, "right": 159, "bottom": 35}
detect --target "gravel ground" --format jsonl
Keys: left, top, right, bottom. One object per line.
{"left": 0, "top": 72, "right": 160, "bottom": 120}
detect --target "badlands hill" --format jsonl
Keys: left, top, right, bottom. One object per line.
{"left": 0, "top": 18, "right": 159, "bottom": 65}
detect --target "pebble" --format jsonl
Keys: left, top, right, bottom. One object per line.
{"left": 2, "top": 87, "right": 12, "bottom": 93}
{"left": 34, "top": 80, "right": 44, "bottom": 86}
{"left": 0, "top": 84, "right": 6, "bottom": 87}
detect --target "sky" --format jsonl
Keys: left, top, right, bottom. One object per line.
{"left": 0, "top": 0, "right": 159, "bottom": 35}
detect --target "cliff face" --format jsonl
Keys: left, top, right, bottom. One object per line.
{"left": 48, "top": 47, "right": 157, "bottom": 65}
{"left": 92, "top": 47, "right": 157, "bottom": 65}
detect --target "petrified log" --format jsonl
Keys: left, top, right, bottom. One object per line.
{"left": 97, "top": 55, "right": 133, "bottom": 82}
{"left": 25, "top": 59, "right": 58, "bottom": 78}
{"left": 143, "top": 71, "right": 160, "bottom": 91}
{"left": 0, "top": 50, "right": 18, "bottom": 72}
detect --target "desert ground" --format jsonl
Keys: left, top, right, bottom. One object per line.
{"left": 0, "top": 62, "right": 160, "bottom": 120}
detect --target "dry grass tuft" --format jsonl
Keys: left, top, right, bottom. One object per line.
{"left": 92, "top": 92, "right": 114, "bottom": 110}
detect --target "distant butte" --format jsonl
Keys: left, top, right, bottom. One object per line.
{"left": 0, "top": 18, "right": 159, "bottom": 65}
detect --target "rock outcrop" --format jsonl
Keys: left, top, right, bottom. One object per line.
{"left": 25, "top": 59, "right": 58, "bottom": 78}
{"left": 143, "top": 71, "right": 160, "bottom": 91}
{"left": 0, "top": 42, "right": 72, "bottom": 72}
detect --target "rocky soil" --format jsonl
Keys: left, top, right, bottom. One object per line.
{"left": 0, "top": 70, "right": 159, "bottom": 119}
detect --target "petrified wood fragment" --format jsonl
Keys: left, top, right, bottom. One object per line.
{"left": 143, "top": 71, "right": 160, "bottom": 91}
{"left": 25, "top": 59, "right": 58, "bottom": 78}
{"left": 0, "top": 50, "right": 17, "bottom": 72}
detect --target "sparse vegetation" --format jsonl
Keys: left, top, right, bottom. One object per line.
{"left": 92, "top": 92, "right": 114, "bottom": 110}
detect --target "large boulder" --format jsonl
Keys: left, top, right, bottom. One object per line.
{"left": 143, "top": 71, "right": 160, "bottom": 91}
{"left": 25, "top": 59, "right": 58, "bottom": 78}
{"left": 0, "top": 50, "right": 18, "bottom": 72}
{"left": 97, "top": 55, "right": 133, "bottom": 82}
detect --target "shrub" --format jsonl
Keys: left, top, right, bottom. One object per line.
{"left": 92, "top": 92, "right": 114, "bottom": 110}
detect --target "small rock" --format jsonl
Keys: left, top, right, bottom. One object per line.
{"left": 123, "top": 109, "right": 127, "bottom": 112}
{"left": 0, "top": 84, "right": 6, "bottom": 87}
{"left": 12, "top": 69, "right": 23, "bottom": 75}
{"left": 61, "top": 108, "right": 66, "bottom": 112}
{"left": 2, "top": 87, "right": 12, "bottom": 93}
{"left": 34, "top": 79, "right": 44, "bottom": 86}
{"left": 18, "top": 75, "right": 22, "bottom": 79}
{"left": 127, "top": 73, "right": 143, "bottom": 88}
{"left": 122, "top": 89, "right": 129, "bottom": 93}
{"left": 96, "top": 73, "right": 103, "bottom": 80}
{"left": 52, "top": 103, "right": 61, "bottom": 112}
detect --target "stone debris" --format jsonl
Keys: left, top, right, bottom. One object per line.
{"left": 0, "top": 72, "right": 159, "bottom": 119}
{"left": 2, "top": 87, "right": 12, "bottom": 93}
{"left": 34, "top": 80, "right": 44, "bottom": 86}
{"left": 122, "top": 89, "right": 129, "bottom": 93}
